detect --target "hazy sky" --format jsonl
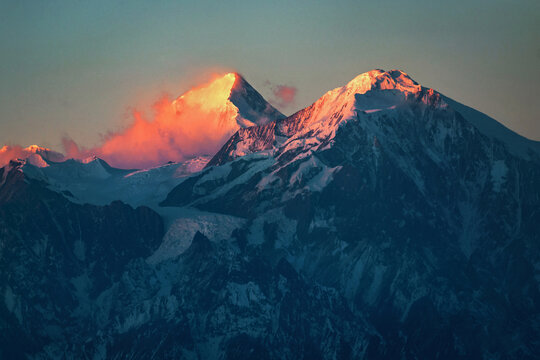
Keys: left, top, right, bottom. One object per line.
{"left": 1, "top": 0, "right": 539, "bottom": 151}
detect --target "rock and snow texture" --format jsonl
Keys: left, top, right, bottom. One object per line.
{"left": 0, "top": 145, "right": 65, "bottom": 167}
{"left": 207, "top": 69, "right": 540, "bottom": 167}
{"left": 146, "top": 209, "right": 246, "bottom": 264}
{"left": 206, "top": 69, "right": 424, "bottom": 166}
{"left": 2, "top": 69, "right": 540, "bottom": 360}
{"left": 228, "top": 73, "right": 286, "bottom": 126}
{"left": 160, "top": 69, "right": 540, "bottom": 359}
{"left": 19, "top": 155, "right": 211, "bottom": 207}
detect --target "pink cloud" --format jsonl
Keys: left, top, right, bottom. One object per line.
{"left": 1, "top": 72, "right": 278, "bottom": 170}
{"left": 61, "top": 73, "right": 241, "bottom": 169}
{"left": 0, "top": 145, "right": 27, "bottom": 167}
{"left": 272, "top": 85, "right": 297, "bottom": 108}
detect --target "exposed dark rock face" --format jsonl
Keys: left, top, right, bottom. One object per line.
{"left": 0, "top": 162, "right": 370, "bottom": 359}
{"left": 2, "top": 70, "right": 540, "bottom": 359}
{"left": 162, "top": 83, "right": 540, "bottom": 359}
{"left": 0, "top": 161, "right": 164, "bottom": 359}
{"left": 230, "top": 74, "right": 285, "bottom": 126}
{"left": 207, "top": 122, "right": 277, "bottom": 168}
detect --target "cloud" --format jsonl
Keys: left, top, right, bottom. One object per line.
{"left": 0, "top": 145, "right": 27, "bottom": 167}
{"left": 62, "top": 137, "right": 84, "bottom": 159}
{"left": 61, "top": 73, "right": 241, "bottom": 169}
{"left": 1, "top": 72, "right": 270, "bottom": 170}
{"left": 272, "top": 85, "right": 297, "bottom": 108}
{"left": 263, "top": 81, "right": 297, "bottom": 109}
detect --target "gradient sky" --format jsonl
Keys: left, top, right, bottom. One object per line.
{"left": 1, "top": 0, "right": 539, "bottom": 152}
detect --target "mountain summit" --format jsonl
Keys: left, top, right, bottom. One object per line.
{"left": 2, "top": 68, "right": 540, "bottom": 359}
{"left": 343, "top": 68, "right": 421, "bottom": 94}
{"left": 0, "top": 145, "right": 64, "bottom": 168}
{"left": 207, "top": 69, "right": 540, "bottom": 166}
{"left": 160, "top": 68, "right": 540, "bottom": 359}
{"left": 74, "top": 72, "right": 285, "bottom": 169}
{"left": 172, "top": 72, "right": 284, "bottom": 129}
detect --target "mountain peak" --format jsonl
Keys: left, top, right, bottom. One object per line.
{"left": 0, "top": 144, "right": 65, "bottom": 168}
{"left": 208, "top": 69, "right": 432, "bottom": 166}
{"left": 229, "top": 72, "right": 285, "bottom": 127}
{"left": 24, "top": 144, "right": 51, "bottom": 153}
{"left": 346, "top": 69, "right": 421, "bottom": 95}
{"left": 172, "top": 72, "right": 237, "bottom": 112}
{"left": 269, "top": 69, "right": 424, "bottom": 141}
{"left": 171, "top": 72, "right": 283, "bottom": 129}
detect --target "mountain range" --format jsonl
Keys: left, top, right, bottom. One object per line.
{"left": 1, "top": 69, "right": 539, "bottom": 359}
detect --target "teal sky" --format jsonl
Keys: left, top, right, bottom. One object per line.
{"left": 1, "top": 0, "right": 539, "bottom": 150}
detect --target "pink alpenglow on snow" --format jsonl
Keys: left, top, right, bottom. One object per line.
{"left": 0, "top": 145, "right": 64, "bottom": 168}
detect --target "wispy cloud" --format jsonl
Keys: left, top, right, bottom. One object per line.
{"left": 265, "top": 81, "right": 297, "bottom": 109}
{"left": 272, "top": 85, "right": 297, "bottom": 108}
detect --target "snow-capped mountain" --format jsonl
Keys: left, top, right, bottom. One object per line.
{"left": 21, "top": 155, "right": 210, "bottom": 206}
{"left": 171, "top": 72, "right": 285, "bottom": 130}
{"left": 0, "top": 144, "right": 65, "bottom": 168}
{"left": 162, "top": 69, "right": 540, "bottom": 358}
{"left": 1, "top": 69, "right": 540, "bottom": 359}
{"left": 63, "top": 72, "right": 285, "bottom": 169}
{"left": 207, "top": 69, "right": 540, "bottom": 167}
